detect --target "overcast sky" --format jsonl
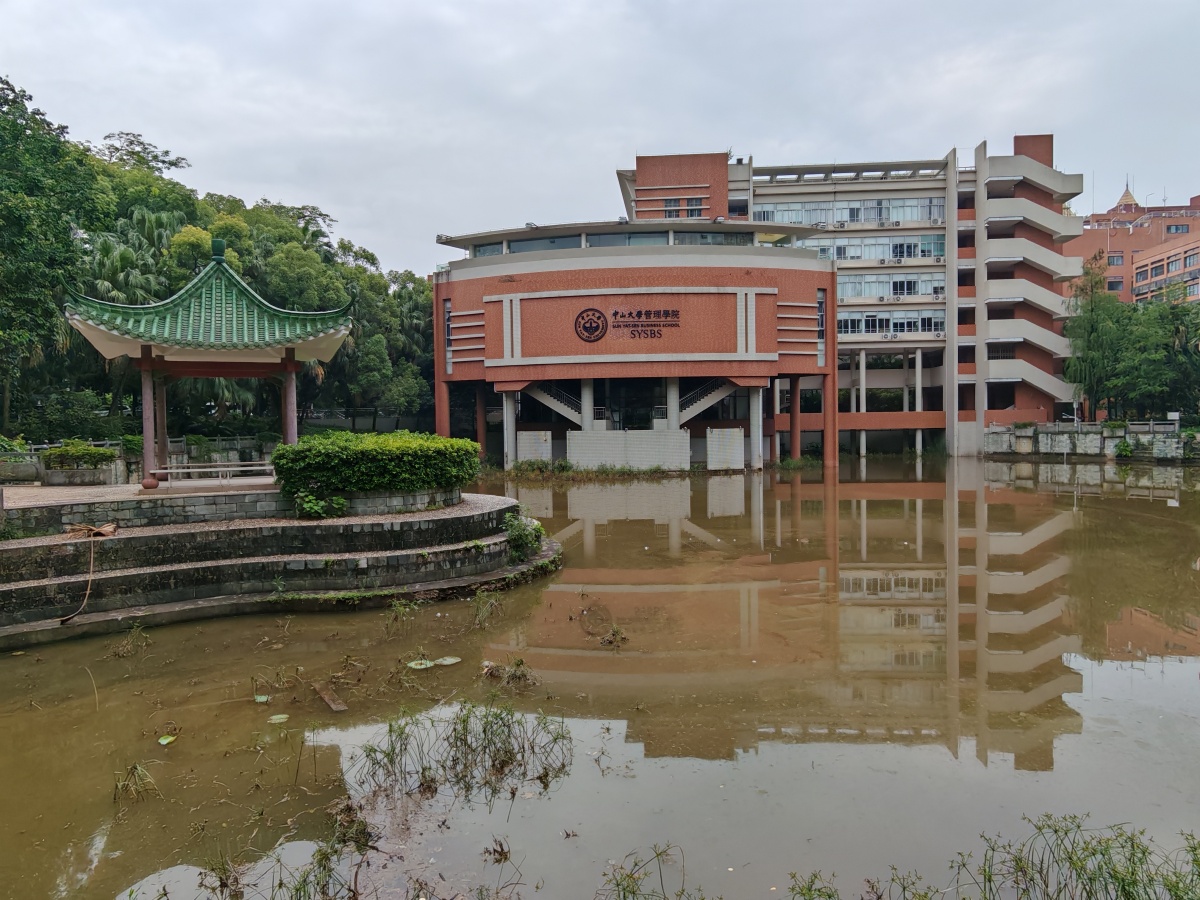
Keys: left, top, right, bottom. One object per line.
{"left": 3, "top": 0, "right": 1196, "bottom": 275}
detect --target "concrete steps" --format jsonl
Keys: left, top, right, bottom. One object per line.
{"left": 0, "top": 534, "right": 512, "bottom": 626}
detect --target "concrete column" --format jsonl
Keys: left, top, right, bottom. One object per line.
{"left": 282, "top": 369, "right": 298, "bottom": 444}
{"left": 823, "top": 372, "right": 838, "bottom": 469}
{"left": 749, "top": 387, "right": 764, "bottom": 470}
{"left": 858, "top": 349, "right": 867, "bottom": 458}
{"left": 790, "top": 374, "right": 802, "bottom": 460}
{"left": 915, "top": 348, "right": 924, "bottom": 457}
{"left": 154, "top": 376, "right": 168, "bottom": 471}
{"left": 668, "top": 518, "right": 682, "bottom": 558}
{"left": 580, "top": 381, "right": 595, "bottom": 434}
{"left": 475, "top": 383, "right": 488, "bottom": 459}
{"left": 139, "top": 354, "right": 157, "bottom": 489}
{"left": 860, "top": 498, "right": 868, "bottom": 561}
{"left": 434, "top": 378, "right": 451, "bottom": 436}
{"left": 665, "top": 377, "right": 679, "bottom": 430}
{"left": 750, "top": 470, "right": 764, "bottom": 548}
{"left": 502, "top": 391, "right": 517, "bottom": 471}
{"left": 916, "top": 498, "right": 924, "bottom": 562}
{"left": 902, "top": 353, "right": 910, "bottom": 412}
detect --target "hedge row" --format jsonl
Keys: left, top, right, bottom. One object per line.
{"left": 42, "top": 439, "right": 118, "bottom": 470}
{"left": 271, "top": 430, "right": 480, "bottom": 498}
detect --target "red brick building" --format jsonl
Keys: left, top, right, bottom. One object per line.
{"left": 433, "top": 135, "right": 1082, "bottom": 467}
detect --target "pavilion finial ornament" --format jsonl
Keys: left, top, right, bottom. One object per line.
{"left": 574, "top": 308, "right": 607, "bottom": 343}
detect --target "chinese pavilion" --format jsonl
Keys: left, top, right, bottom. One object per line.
{"left": 65, "top": 238, "right": 352, "bottom": 488}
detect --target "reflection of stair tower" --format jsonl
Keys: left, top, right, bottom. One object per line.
{"left": 958, "top": 475, "right": 1081, "bottom": 770}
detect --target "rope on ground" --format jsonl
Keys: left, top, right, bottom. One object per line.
{"left": 59, "top": 523, "right": 117, "bottom": 625}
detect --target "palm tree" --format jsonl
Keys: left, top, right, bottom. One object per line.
{"left": 81, "top": 233, "right": 163, "bottom": 305}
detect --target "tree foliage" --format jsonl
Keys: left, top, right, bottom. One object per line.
{"left": 1065, "top": 251, "right": 1200, "bottom": 420}
{"left": 0, "top": 79, "right": 438, "bottom": 441}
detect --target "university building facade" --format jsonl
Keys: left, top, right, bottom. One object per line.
{"left": 433, "top": 134, "right": 1083, "bottom": 468}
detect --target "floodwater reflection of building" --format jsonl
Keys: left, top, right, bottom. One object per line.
{"left": 489, "top": 461, "right": 1082, "bottom": 769}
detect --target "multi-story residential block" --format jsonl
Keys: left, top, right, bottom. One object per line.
{"left": 1129, "top": 232, "right": 1200, "bottom": 302}
{"left": 1066, "top": 188, "right": 1200, "bottom": 303}
{"left": 432, "top": 135, "right": 1082, "bottom": 466}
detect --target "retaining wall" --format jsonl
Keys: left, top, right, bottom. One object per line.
{"left": 0, "top": 497, "right": 515, "bottom": 582}
{"left": 2, "top": 487, "right": 462, "bottom": 535}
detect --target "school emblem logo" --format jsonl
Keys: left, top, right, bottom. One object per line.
{"left": 574, "top": 308, "right": 608, "bottom": 343}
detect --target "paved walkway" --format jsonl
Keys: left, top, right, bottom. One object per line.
{"left": 0, "top": 477, "right": 278, "bottom": 508}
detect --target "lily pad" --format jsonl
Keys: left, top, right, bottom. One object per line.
{"left": 158, "top": 734, "right": 177, "bottom": 746}
{"left": 433, "top": 656, "right": 462, "bottom": 666}
{"left": 406, "top": 659, "right": 436, "bottom": 670}
{"left": 267, "top": 714, "right": 290, "bottom": 725}
{"left": 254, "top": 694, "right": 271, "bottom": 704}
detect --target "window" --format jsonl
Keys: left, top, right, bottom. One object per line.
{"left": 753, "top": 196, "right": 945, "bottom": 225}
{"left": 472, "top": 242, "right": 503, "bottom": 257}
{"left": 1151, "top": 264, "right": 1165, "bottom": 278}
{"left": 1186, "top": 252, "right": 1199, "bottom": 268}
{"left": 1168, "top": 257, "right": 1183, "bottom": 273}
{"left": 836, "top": 309, "right": 944, "bottom": 335}
{"left": 835, "top": 272, "right": 945, "bottom": 299}
{"left": 987, "top": 344, "right": 1017, "bottom": 360}
{"left": 1189, "top": 283, "right": 1200, "bottom": 298}
{"left": 586, "top": 232, "right": 669, "bottom": 248}
{"left": 507, "top": 234, "right": 582, "bottom": 253}
{"left": 801, "top": 233, "right": 946, "bottom": 261}
{"left": 817, "top": 289, "right": 826, "bottom": 340}
{"left": 686, "top": 197, "right": 703, "bottom": 218}
{"left": 664, "top": 198, "right": 680, "bottom": 219}
{"left": 1167, "top": 224, "right": 1190, "bottom": 234}
{"left": 672, "top": 231, "right": 753, "bottom": 246}
{"left": 1107, "top": 278, "right": 1124, "bottom": 292}
{"left": 1136, "top": 268, "right": 1150, "bottom": 283}
{"left": 1107, "top": 254, "right": 1124, "bottom": 266}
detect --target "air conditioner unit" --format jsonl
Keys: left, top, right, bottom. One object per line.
{"left": 935, "top": 256, "right": 944, "bottom": 263}
{"left": 877, "top": 296, "right": 887, "bottom": 302}
{"left": 834, "top": 222, "right": 847, "bottom": 229}
{"left": 931, "top": 217, "right": 944, "bottom": 226}
{"left": 935, "top": 331, "right": 945, "bottom": 339}
{"left": 892, "top": 296, "right": 903, "bottom": 302}
{"left": 892, "top": 221, "right": 902, "bottom": 227}
{"left": 878, "top": 259, "right": 888, "bottom": 265}
{"left": 891, "top": 258, "right": 903, "bottom": 265}
{"left": 838, "top": 297, "right": 847, "bottom": 304}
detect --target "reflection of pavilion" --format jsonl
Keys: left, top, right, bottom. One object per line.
{"left": 490, "top": 461, "right": 1082, "bottom": 769}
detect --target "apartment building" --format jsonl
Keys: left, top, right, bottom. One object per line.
{"left": 1130, "top": 232, "right": 1200, "bottom": 302}
{"left": 1066, "top": 187, "right": 1200, "bottom": 303}
{"left": 432, "top": 134, "right": 1082, "bottom": 466}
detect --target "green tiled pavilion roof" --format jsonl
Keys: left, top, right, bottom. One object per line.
{"left": 65, "top": 250, "right": 352, "bottom": 353}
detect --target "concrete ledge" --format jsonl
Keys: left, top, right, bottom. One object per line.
{"left": 0, "top": 539, "right": 562, "bottom": 651}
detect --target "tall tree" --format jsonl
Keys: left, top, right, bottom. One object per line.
{"left": 0, "top": 78, "right": 109, "bottom": 431}
{"left": 1064, "top": 251, "right": 1126, "bottom": 420}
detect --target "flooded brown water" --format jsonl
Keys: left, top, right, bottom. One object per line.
{"left": 3, "top": 459, "right": 1200, "bottom": 898}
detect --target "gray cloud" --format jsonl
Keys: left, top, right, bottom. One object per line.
{"left": 3, "top": 0, "right": 1195, "bottom": 274}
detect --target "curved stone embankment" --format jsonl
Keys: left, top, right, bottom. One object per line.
{"left": 0, "top": 491, "right": 562, "bottom": 650}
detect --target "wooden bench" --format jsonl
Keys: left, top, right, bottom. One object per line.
{"left": 154, "top": 461, "right": 275, "bottom": 484}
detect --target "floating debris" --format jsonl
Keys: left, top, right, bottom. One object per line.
{"left": 433, "top": 656, "right": 461, "bottom": 666}
{"left": 407, "top": 659, "right": 436, "bottom": 670}
{"left": 157, "top": 734, "right": 176, "bottom": 746}
{"left": 267, "top": 714, "right": 290, "bottom": 725}
{"left": 253, "top": 694, "right": 271, "bottom": 704}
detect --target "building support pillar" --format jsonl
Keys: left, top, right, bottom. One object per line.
{"left": 139, "top": 347, "right": 158, "bottom": 489}
{"left": 502, "top": 391, "right": 517, "bottom": 471}
{"left": 434, "top": 378, "right": 450, "bottom": 437}
{"left": 474, "top": 383, "right": 488, "bottom": 459}
{"left": 822, "top": 372, "right": 838, "bottom": 469}
{"left": 916, "top": 498, "right": 924, "bottom": 562}
{"left": 790, "top": 374, "right": 802, "bottom": 460}
{"left": 915, "top": 348, "right": 924, "bottom": 457}
{"left": 749, "top": 387, "right": 763, "bottom": 470}
{"left": 902, "top": 353, "right": 910, "bottom": 412}
{"left": 154, "top": 375, "right": 169, "bottom": 472}
{"left": 858, "top": 349, "right": 867, "bottom": 458}
{"left": 665, "top": 377, "right": 679, "bottom": 430}
{"left": 581, "top": 379, "right": 595, "bottom": 432}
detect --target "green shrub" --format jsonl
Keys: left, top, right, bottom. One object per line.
{"left": 41, "top": 439, "right": 118, "bottom": 470}
{"left": 257, "top": 431, "right": 282, "bottom": 450}
{"left": 1115, "top": 438, "right": 1134, "bottom": 458}
{"left": 0, "top": 435, "right": 27, "bottom": 453}
{"left": 1012, "top": 421, "right": 1036, "bottom": 430}
{"left": 120, "top": 434, "right": 143, "bottom": 457}
{"left": 1103, "top": 419, "right": 1128, "bottom": 430}
{"left": 293, "top": 491, "right": 349, "bottom": 519}
{"left": 271, "top": 430, "right": 480, "bottom": 498}
{"left": 185, "top": 434, "right": 214, "bottom": 462}
{"left": 504, "top": 511, "right": 545, "bottom": 564}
